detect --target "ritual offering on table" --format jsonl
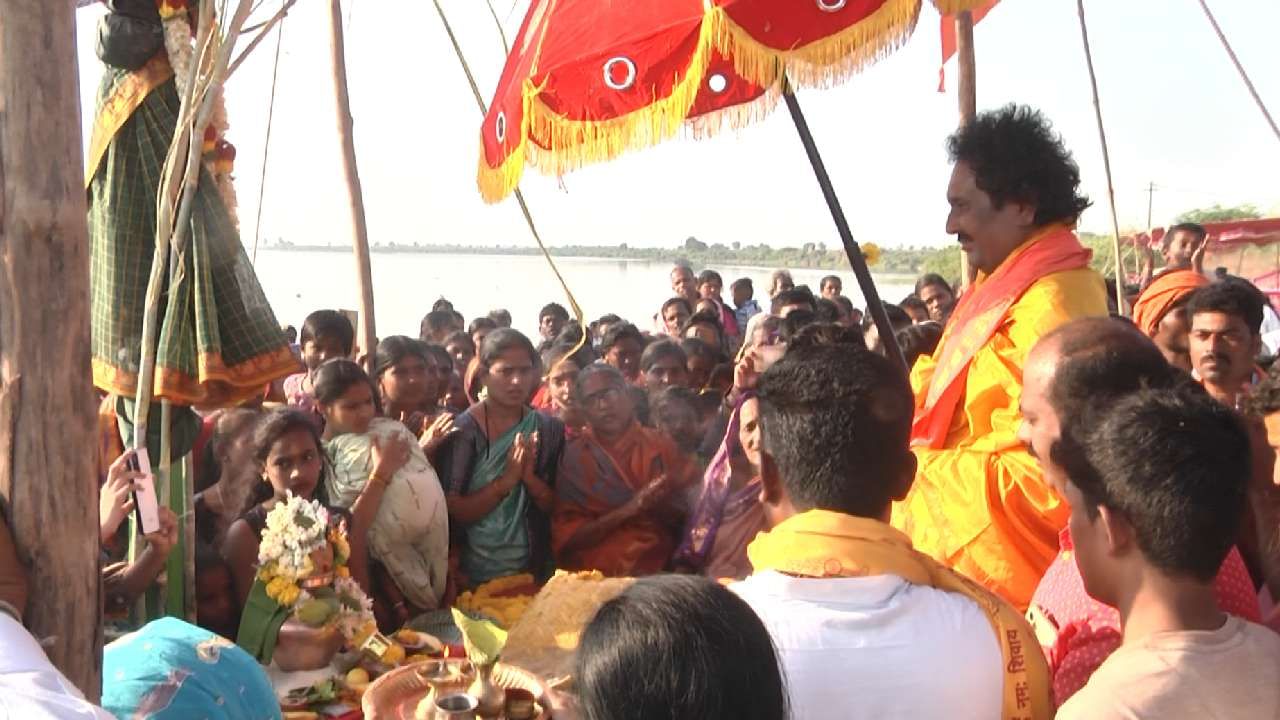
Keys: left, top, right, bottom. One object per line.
{"left": 454, "top": 573, "right": 538, "bottom": 629}
{"left": 502, "top": 570, "right": 635, "bottom": 686}
{"left": 236, "top": 494, "right": 399, "bottom": 672}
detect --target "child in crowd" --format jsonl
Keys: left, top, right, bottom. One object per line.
{"left": 697, "top": 270, "right": 741, "bottom": 344}
{"left": 283, "top": 310, "right": 354, "bottom": 415}
{"left": 314, "top": 359, "right": 450, "bottom": 619}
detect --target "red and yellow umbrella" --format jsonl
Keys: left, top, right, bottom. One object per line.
{"left": 478, "top": 0, "right": 984, "bottom": 201}
{"left": 476, "top": 0, "right": 991, "bottom": 370}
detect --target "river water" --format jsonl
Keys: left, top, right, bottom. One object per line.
{"left": 253, "top": 250, "right": 915, "bottom": 341}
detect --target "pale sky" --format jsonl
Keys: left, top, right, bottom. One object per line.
{"left": 75, "top": 0, "right": 1280, "bottom": 253}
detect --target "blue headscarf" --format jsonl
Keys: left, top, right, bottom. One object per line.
{"left": 102, "top": 617, "right": 280, "bottom": 720}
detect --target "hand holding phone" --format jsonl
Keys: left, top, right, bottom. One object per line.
{"left": 129, "top": 448, "right": 161, "bottom": 536}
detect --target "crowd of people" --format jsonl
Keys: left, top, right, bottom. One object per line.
{"left": 4, "top": 104, "right": 1280, "bottom": 719}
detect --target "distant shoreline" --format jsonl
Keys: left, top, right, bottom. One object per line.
{"left": 256, "top": 242, "right": 932, "bottom": 277}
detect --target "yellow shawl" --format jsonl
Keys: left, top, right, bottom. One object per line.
{"left": 748, "top": 509, "right": 1052, "bottom": 720}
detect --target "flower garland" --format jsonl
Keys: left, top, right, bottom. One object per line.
{"left": 157, "top": 0, "right": 240, "bottom": 230}
{"left": 255, "top": 494, "right": 375, "bottom": 642}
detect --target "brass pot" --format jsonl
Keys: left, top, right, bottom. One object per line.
{"left": 274, "top": 618, "right": 344, "bottom": 672}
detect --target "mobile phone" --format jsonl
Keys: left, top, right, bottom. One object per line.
{"left": 129, "top": 448, "right": 161, "bottom": 535}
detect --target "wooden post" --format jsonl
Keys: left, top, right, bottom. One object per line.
{"left": 955, "top": 10, "right": 977, "bottom": 289}
{"left": 1197, "top": 0, "right": 1280, "bottom": 146}
{"left": 0, "top": 0, "right": 101, "bottom": 699}
{"left": 328, "top": 0, "right": 377, "bottom": 368}
{"left": 1076, "top": 0, "right": 1128, "bottom": 315}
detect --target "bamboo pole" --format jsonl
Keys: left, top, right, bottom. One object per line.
{"left": 955, "top": 10, "right": 976, "bottom": 288}
{"left": 252, "top": 17, "right": 286, "bottom": 264}
{"left": 328, "top": 0, "right": 377, "bottom": 370}
{"left": 0, "top": 0, "right": 101, "bottom": 697}
{"left": 1196, "top": 0, "right": 1280, "bottom": 146}
{"left": 1075, "top": 0, "right": 1126, "bottom": 315}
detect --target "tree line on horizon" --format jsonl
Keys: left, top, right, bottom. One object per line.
{"left": 265, "top": 204, "right": 1266, "bottom": 284}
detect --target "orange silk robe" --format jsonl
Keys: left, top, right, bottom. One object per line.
{"left": 892, "top": 238, "right": 1108, "bottom": 611}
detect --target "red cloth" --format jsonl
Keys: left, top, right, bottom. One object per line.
{"left": 1028, "top": 528, "right": 1261, "bottom": 707}
{"left": 939, "top": 0, "right": 999, "bottom": 91}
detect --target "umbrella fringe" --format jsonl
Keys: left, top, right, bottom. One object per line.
{"left": 478, "top": 0, "right": 970, "bottom": 204}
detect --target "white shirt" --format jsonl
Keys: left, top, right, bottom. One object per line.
{"left": 732, "top": 571, "right": 1003, "bottom": 720}
{"left": 0, "top": 613, "right": 112, "bottom": 720}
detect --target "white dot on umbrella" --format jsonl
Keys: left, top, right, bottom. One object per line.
{"left": 708, "top": 74, "right": 728, "bottom": 93}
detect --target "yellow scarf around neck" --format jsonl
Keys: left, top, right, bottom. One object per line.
{"left": 748, "top": 509, "right": 1052, "bottom": 720}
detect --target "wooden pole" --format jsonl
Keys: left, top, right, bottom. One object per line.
{"left": 328, "top": 0, "right": 377, "bottom": 368}
{"left": 1075, "top": 0, "right": 1127, "bottom": 315}
{"left": 1197, "top": 0, "right": 1280, "bottom": 146}
{"left": 0, "top": 0, "right": 101, "bottom": 699}
{"left": 955, "top": 10, "right": 977, "bottom": 288}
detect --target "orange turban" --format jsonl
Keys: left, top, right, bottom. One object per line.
{"left": 1132, "top": 270, "right": 1210, "bottom": 337}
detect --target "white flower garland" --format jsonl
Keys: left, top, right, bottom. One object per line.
{"left": 160, "top": 2, "right": 240, "bottom": 231}
{"left": 258, "top": 492, "right": 330, "bottom": 580}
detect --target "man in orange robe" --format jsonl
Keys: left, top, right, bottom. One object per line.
{"left": 892, "top": 105, "right": 1108, "bottom": 611}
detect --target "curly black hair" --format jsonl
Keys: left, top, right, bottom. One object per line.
{"left": 947, "top": 104, "right": 1091, "bottom": 226}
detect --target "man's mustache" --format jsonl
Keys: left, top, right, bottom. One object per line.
{"left": 956, "top": 233, "right": 974, "bottom": 244}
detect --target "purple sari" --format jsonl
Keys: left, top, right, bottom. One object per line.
{"left": 674, "top": 395, "right": 764, "bottom": 578}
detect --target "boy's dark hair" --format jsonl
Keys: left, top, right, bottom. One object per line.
{"left": 682, "top": 310, "right": 725, "bottom": 348}
{"left": 788, "top": 322, "right": 865, "bottom": 350}
{"left": 641, "top": 339, "right": 688, "bottom": 373}
{"left": 1056, "top": 387, "right": 1249, "bottom": 582}
{"left": 1185, "top": 278, "right": 1267, "bottom": 336}
{"left": 899, "top": 296, "right": 927, "bottom": 314}
{"left": 861, "top": 303, "right": 912, "bottom": 331}
{"left": 730, "top": 277, "right": 753, "bottom": 293}
{"left": 1164, "top": 222, "right": 1207, "bottom": 248}
{"left": 432, "top": 297, "right": 454, "bottom": 313}
{"left": 813, "top": 298, "right": 841, "bottom": 324}
{"left": 420, "top": 309, "right": 457, "bottom": 340}
{"left": 758, "top": 343, "right": 913, "bottom": 517}
{"left": 914, "top": 273, "right": 954, "bottom": 297}
{"left": 895, "top": 322, "right": 943, "bottom": 367}
{"left": 680, "top": 337, "right": 725, "bottom": 366}
{"left": 832, "top": 295, "right": 855, "bottom": 315}
{"left": 697, "top": 269, "right": 723, "bottom": 287}
{"left": 779, "top": 309, "right": 816, "bottom": 343}
{"left": 946, "top": 104, "right": 1091, "bottom": 227}
{"left": 539, "top": 302, "right": 570, "bottom": 323}
{"left": 301, "top": 310, "right": 355, "bottom": 355}
{"left": 771, "top": 287, "right": 817, "bottom": 314}
{"left": 820, "top": 275, "right": 841, "bottom": 289}
{"left": 488, "top": 308, "right": 513, "bottom": 327}
{"left": 600, "top": 322, "right": 644, "bottom": 352}
{"left": 468, "top": 316, "right": 498, "bottom": 335}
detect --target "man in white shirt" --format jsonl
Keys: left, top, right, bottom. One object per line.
{"left": 1052, "top": 385, "right": 1280, "bottom": 719}
{"left": 732, "top": 342, "right": 1051, "bottom": 720}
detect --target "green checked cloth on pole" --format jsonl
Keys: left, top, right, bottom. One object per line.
{"left": 88, "top": 67, "right": 299, "bottom": 408}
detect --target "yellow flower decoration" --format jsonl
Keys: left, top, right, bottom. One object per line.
{"left": 336, "top": 566, "right": 351, "bottom": 579}
{"left": 861, "top": 242, "right": 882, "bottom": 267}
{"left": 277, "top": 584, "right": 301, "bottom": 607}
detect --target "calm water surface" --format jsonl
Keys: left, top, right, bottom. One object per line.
{"left": 254, "top": 250, "right": 915, "bottom": 341}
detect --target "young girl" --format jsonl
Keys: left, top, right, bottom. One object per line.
{"left": 374, "top": 336, "right": 456, "bottom": 456}
{"left": 438, "top": 329, "right": 566, "bottom": 586}
{"left": 223, "top": 408, "right": 364, "bottom": 607}
{"left": 315, "top": 359, "right": 450, "bottom": 621}
{"left": 283, "top": 310, "right": 355, "bottom": 415}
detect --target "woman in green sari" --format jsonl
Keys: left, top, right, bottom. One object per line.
{"left": 437, "top": 330, "right": 566, "bottom": 587}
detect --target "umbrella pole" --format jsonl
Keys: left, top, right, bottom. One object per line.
{"left": 781, "top": 83, "right": 908, "bottom": 372}
{"left": 328, "top": 0, "right": 377, "bottom": 371}
{"left": 955, "top": 10, "right": 977, "bottom": 289}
